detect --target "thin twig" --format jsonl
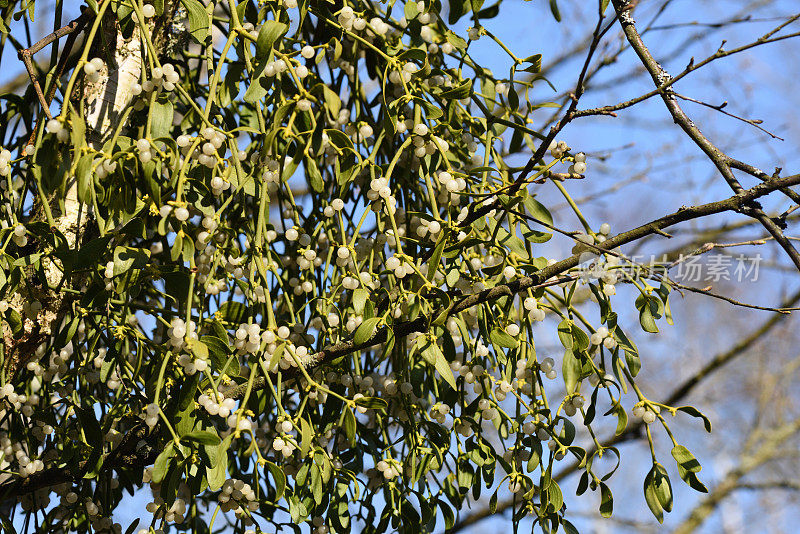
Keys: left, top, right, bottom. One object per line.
{"left": 16, "top": 10, "right": 90, "bottom": 119}
{"left": 674, "top": 92, "right": 784, "bottom": 140}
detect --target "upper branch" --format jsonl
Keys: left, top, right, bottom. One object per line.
{"left": 610, "top": 0, "right": 800, "bottom": 273}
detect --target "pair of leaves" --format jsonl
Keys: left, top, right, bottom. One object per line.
{"left": 420, "top": 337, "right": 457, "bottom": 390}
{"left": 644, "top": 463, "right": 673, "bottom": 523}
{"left": 672, "top": 444, "right": 708, "bottom": 493}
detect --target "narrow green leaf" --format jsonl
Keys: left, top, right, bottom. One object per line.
{"left": 149, "top": 101, "right": 174, "bottom": 139}
{"left": 112, "top": 246, "right": 150, "bottom": 276}
{"left": 427, "top": 233, "right": 447, "bottom": 282}
{"left": 599, "top": 482, "right": 613, "bottom": 517}
{"left": 353, "top": 317, "right": 380, "bottom": 345}
{"left": 404, "top": 0, "right": 418, "bottom": 20}
{"left": 266, "top": 460, "right": 286, "bottom": 498}
{"left": 255, "top": 21, "right": 288, "bottom": 59}
{"left": 653, "top": 463, "right": 673, "bottom": 512}
{"left": 343, "top": 406, "right": 356, "bottom": 446}
{"left": 300, "top": 418, "right": 312, "bottom": 458}
{"left": 439, "top": 79, "right": 472, "bottom": 100}
{"left": 446, "top": 31, "right": 468, "bottom": 50}
{"left": 557, "top": 319, "right": 574, "bottom": 349}
{"left": 644, "top": 465, "right": 665, "bottom": 523}
{"left": 353, "top": 288, "right": 368, "bottom": 315}
{"left": 490, "top": 327, "right": 519, "bottom": 349}
{"left": 152, "top": 442, "right": 175, "bottom": 484}
{"left": 562, "top": 349, "right": 580, "bottom": 393}
{"left": 549, "top": 0, "right": 561, "bottom": 21}
{"left": 671, "top": 445, "right": 702, "bottom": 473}
{"left": 677, "top": 406, "right": 712, "bottom": 432}
{"left": 179, "top": 0, "right": 209, "bottom": 43}
{"left": 206, "top": 435, "right": 230, "bottom": 490}
{"left": 614, "top": 404, "right": 628, "bottom": 435}
{"left": 354, "top": 396, "right": 388, "bottom": 411}
{"left": 75, "top": 153, "right": 94, "bottom": 202}
{"left": 181, "top": 430, "right": 221, "bottom": 446}
{"left": 217, "top": 301, "right": 248, "bottom": 324}
{"left": 321, "top": 84, "right": 342, "bottom": 117}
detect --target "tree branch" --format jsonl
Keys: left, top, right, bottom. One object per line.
{"left": 609, "top": 1, "right": 800, "bottom": 272}
{"left": 227, "top": 172, "right": 800, "bottom": 400}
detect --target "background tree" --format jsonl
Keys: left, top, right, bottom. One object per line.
{"left": 0, "top": 0, "right": 798, "bottom": 533}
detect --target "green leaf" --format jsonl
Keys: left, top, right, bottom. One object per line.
{"left": 13, "top": 254, "right": 41, "bottom": 268}
{"left": 113, "top": 246, "right": 150, "bottom": 277}
{"left": 439, "top": 79, "right": 472, "bottom": 100}
{"left": 613, "top": 404, "right": 628, "bottom": 435}
{"left": 677, "top": 406, "right": 712, "bottom": 432}
{"left": 182, "top": 430, "right": 221, "bottom": 446}
{"left": 445, "top": 31, "right": 468, "bottom": 50}
{"left": 521, "top": 54, "right": 542, "bottom": 73}
{"left": 353, "top": 288, "right": 368, "bottom": 315}
{"left": 562, "top": 349, "right": 580, "bottom": 393}
{"left": 149, "top": 101, "right": 173, "bottom": 139}
{"left": 404, "top": 0, "right": 418, "bottom": 20}
{"left": 571, "top": 324, "right": 590, "bottom": 352}
{"left": 653, "top": 463, "right": 673, "bottom": 512}
{"left": 614, "top": 327, "right": 641, "bottom": 376}
{"left": 353, "top": 317, "right": 380, "bottom": 345}
{"left": 4, "top": 308, "right": 23, "bottom": 337}
{"left": 354, "top": 396, "right": 388, "bottom": 412}
{"left": 325, "top": 128, "right": 354, "bottom": 150}
{"left": 549, "top": 0, "right": 561, "bottom": 21}
{"left": 476, "top": 1, "right": 500, "bottom": 19}
{"left": 448, "top": 0, "right": 471, "bottom": 24}
{"left": 421, "top": 339, "right": 457, "bottom": 390}
{"left": 638, "top": 304, "right": 659, "bottom": 332}
{"left": 311, "top": 464, "right": 323, "bottom": 504}
{"left": 75, "top": 153, "right": 94, "bottom": 203}
{"left": 217, "top": 301, "right": 248, "bottom": 324}
{"left": 522, "top": 196, "right": 553, "bottom": 242}
{"left": 124, "top": 519, "right": 140, "bottom": 534}
{"left": 201, "top": 335, "right": 234, "bottom": 372}
{"left": 179, "top": 0, "right": 209, "bottom": 43}
{"left": 644, "top": 465, "right": 664, "bottom": 523}
{"left": 321, "top": 84, "right": 342, "bottom": 117}
{"left": 544, "top": 479, "right": 563, "bottom": 512}
{"left": 599, "top": 482, "right": 613, "bottom": 517}
{"left": 266, "top": 460, "right": 286, "bottom": 499}
{"left": 676, "top": 462, "right": 709, "bottom": 493}
{"left": 557, "top": 319, "right": 574, "bottom": 350}
{"left": 307, "top": 156, "right": 324, "bottom": 193}
{"left": 70, "top": 107, "right": 86, "bottom": 154}
{"left": 300, "top": 418, "right": 312, "bottom": 458}
{"left": 206, "top": 435, "right": 230, "bottom": 490}
{"left": 490, "top": 327, "right": 518, "bottom": 349}
{"left": 671, "top": 445, "right": 701, "bottom": 473}
{"left": 255, "top": 21, "right": 288, "bottom": 59}
{"left": 152, "top": 442, "right": 175, "bottom": 484}
{"left": 427, "top": 233, "right": 447, "bottom": 282}
{"left": 189, "top": 339, "right": 208, "bottom": 361}
{"left": 244, "top": 74, "right": 271, "bottom": 104}
{"left": 485, "top": 217, "right": 530, "bottom": 260}
{"left": 343, "top": 406, "right": 356, "bottom": 446}
{"left": 481, "top": 77, "right": 496, "bottom": 111}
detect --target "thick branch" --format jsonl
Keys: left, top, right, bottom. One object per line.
{"left": 227, "top": 172, "right": 800, "bottom": 400}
